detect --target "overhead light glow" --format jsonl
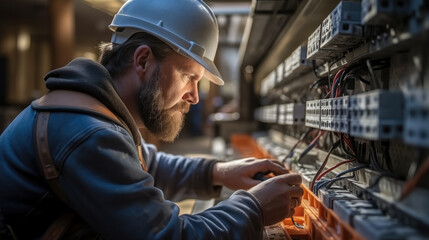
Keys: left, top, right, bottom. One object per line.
{"left": 17, "top": 31, "right": 31, "bottom": 52}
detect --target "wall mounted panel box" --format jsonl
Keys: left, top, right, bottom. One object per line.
{"left": 318, "top": 188, "right": 359, "bottom": 209}
{"left": 320, "top": 96, "right": 350, "bottom": 133}
{"left": 284, "top": 55, "right": 293, "bottom": 79}
{"left": 307, "top": 25, "right": 329, "bottom": 60}
{"left": 408, "top": 0, "right": 429, "bottom": 35}
{"left": 305, "top": 100, "right": 321, "bottom": 129}
{"left": 361, "top": 0, "right": 411, "bottom": 25}
{"left": 333, "top": 199, "right": 384, "bottom": 227}
{"left": 403, "top": 89, "right": 429, "bottom": 147}
{"left": 320, "top": 1, "right": 363, "bottom": 52}
{"left": 288, "top": 46, "right": 309, "bottom": 78}
{"left": 278, "top": 103, "right": 305, "bottom": 125}
{"left": 349, "top": 90, "right": 404, "bottom": 140}
{"left": 275, "top": 62, "right": 284, "bottom": 83}
{"left": 260, "top": 71, "right": 276, "bottom": 96}
{"left": 354, "top": 215, "right": 423, "bottom": 240}
{"left": 257, "top": 104, "right": 278, "bottom": 123}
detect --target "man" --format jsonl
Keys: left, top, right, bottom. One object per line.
{"left": 0, "top": 0, "right": 303, "bottom": 239}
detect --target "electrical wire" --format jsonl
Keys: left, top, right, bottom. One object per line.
{"left": 283, "top": 129, "right": 316, "bottom": 161}
{"left": 366, "top": 59, "right": 381, "bottom": 89}
{"left": 297, "top": 130, "right": 326, "bottom": 162}
{"left": 400, "top": 155, "right": 429, "bottom": 200}
{"left": 313, "top": 164, "right": 368, "bottom": 195}
{"left": 331, "top": 68, "right": 347, "bottom": 98}
{"left": 369, "top": 142, "right": 384, "bottom": 172}
{"left": 312, "top": 60, "right": 320, "bottom": 79}
{"left": 309, "top": 140, "right": 341, "bottom": 191}
{"left": 327, "top": 56, "right": 344, "bottom": 90}
{"left": 316, "top": 159, "right": 355, "bottom": 181}
{"left": 291, "top": 216, "right": 304, "bottom": 229}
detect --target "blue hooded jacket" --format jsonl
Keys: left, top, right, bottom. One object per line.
{"left": 0, "top": 58, "right": 264, "bottom": 239}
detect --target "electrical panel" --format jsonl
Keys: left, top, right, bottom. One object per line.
{"left": 306, "top": 25, "right": 324, "bottom": 60}
{"left": 361, "top": 0, "right": 411, "bottom": 25}
{"left": 349, "top": 90, "right": 404, "bottom": 140}
{"left": 305, "top": 100, "right": 320, "bottom": 129}
{"left": 320, "top": 1, "right": 363, "bottom": 53}
{"left": 403, "top": 89, "right": 429, "bottom": 147}
{"left": 278, "top": 103, "right": 305, "bottom": 125}
{"left": 245, "top": 0, "right": 429, "bottom": 239}
{"left": 284, "top": 46, "right": 309, "bottom": 80}
{"left": 320, "top": 96, "right": 350, "bottom": 133}
{"left": 255, "top": 104, "right": 278, "bottom": 124}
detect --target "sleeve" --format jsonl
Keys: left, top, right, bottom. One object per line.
{"left": 142, "top": 142, "right": 221, "bottom": 201}
{"left": 57, "top": 126, "right": 264, "bottom": 240}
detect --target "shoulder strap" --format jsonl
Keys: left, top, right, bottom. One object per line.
{"left": 33, "top": 90, "right": 147, "bottom": 171}
{"left": 34, "top": 90, "right": 147, "bottom": 239}
{"left": 36, "top": 111, "right": 74, "bottom": 240}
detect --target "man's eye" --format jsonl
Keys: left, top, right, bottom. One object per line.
{"left": 183, "top": 74, "right": 192, "bottom": 82}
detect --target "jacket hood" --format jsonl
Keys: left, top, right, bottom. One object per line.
{"left": 44, "top": 57, "right": 141, "bottom": 145}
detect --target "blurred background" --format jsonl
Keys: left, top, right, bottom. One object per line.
{"left": 0, "top": 0, "right": 251, "bottom": 152}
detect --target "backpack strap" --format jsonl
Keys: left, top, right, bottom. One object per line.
{"left": 36, "top": 111, "right": 74, "bottom": 240}
{"left": 33, "top": 90, "right": 148, "bottom": 239}
{"left": 32, "top": 90, "right": 147, "bottom": 171}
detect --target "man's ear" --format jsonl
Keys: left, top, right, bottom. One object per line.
{"left": 134, "top": 45, "right": 153, "bottom": 79}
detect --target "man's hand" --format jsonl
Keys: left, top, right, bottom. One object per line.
{"left": 249, "top": 173, "right": 303, "bottom": 226}
{"left": 212, "top": 158, "right": 289, "bottom": 190}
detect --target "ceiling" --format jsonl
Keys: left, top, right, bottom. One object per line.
{"left": 0, "top": 0, "right": 251, "bottom": 48}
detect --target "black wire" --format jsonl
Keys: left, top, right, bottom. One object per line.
{"left": 357, "top": 76, "right": 370, "bottom": 85}
{"left": 381, "top": 141, "right": 394, "bottom": 173}
{"left": 332, "top": 69, "right": 347, "bottom": 97}
{"left": 291, "top": 216, "right": 304, "bottom": 229}
{"left": 326, "top": 175, "right": 355, "bottom": 189}
{"left": 339, "top": 133, "right": 359, "bottom": 160}
{"left": 366, "top": 59, "right": 381, "bottom": 89}
{"left": 312, "top": 60, "right": 320, "bottom": 79}
{"left": 327, "top": 57, "right": 344, "bottom": 91}
{"left": 309, "top": 140, "right": 341, "bottom": 191}
{"left": 370, "top": 142, "right": 384, "bottom": 172}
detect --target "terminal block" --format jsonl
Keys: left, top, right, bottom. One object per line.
{"left": 278, "top": 103, "right": 305, "bottom": 125}
{"left": 354, "top": 215, "right": 423, "bottom": 240}
{"left": 318, "top": 188, "right": 359, "bottom": 209}
{"left": 361, "top": 0, "right": 410, "bottom": 25}
{"left": 349, "top": 90, "right": 404, "bottom": 140}
{"left": 403, "top": 89, "right": 429, "bottom": 147}
{"left": 320, "top": 1, "right": 363, "bottom": 52}
{"left": 260, "top": 71, "right": 276, "bottom": 96}
{"left": 306, "top": 25, "right": 327, "bottom": 60}
{"left": 255, "top": 104, "right": 278, "bottom": 123}
{"left": 333, "top": 199, "right": 383, "bottom": 227}
{"left": 284, "top": 56, "right": 293, "bottom": 79}
{"left": 305, "top": 100, "right": 321, "bottom": 129}
{"left": 320, "top": 96, "right": 350, "bottom": 133}
{"left": 285, "top": 46, "right": 309, "bottom": 79}
{"left": 275, "top": 62, "right": 284, "bottom": 83}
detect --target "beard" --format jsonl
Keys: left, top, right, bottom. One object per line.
{"left": 137, "top": 65, "right": 189, "bottom": 142}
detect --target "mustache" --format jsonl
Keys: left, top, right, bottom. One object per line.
{"left": 169, "top": 101, "right": 190, "bottom": 114}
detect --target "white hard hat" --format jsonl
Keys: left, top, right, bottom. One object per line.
{"left": 109, "top": 0, "right": 224, "bottom": 85}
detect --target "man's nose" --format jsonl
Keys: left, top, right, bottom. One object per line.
{"left": 182, "top": 81, "right": 199, "bottom": 105}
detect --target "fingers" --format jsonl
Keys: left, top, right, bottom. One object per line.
{"left": 261, "top": 159, "right": 289, "bottom": 176}
{"left": 290, "top": 197, "right": 301, "bottom": 209}
{"left": 276, "top": 173, "right": 303, "bottom": 186}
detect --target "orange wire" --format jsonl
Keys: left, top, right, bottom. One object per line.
{"left": 400, "top": 155, "right": 429, "bottom": 200}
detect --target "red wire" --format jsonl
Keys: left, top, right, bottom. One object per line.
{"left": 316, "top": 159, "right": 355, "bottom": 181}
{"left": 331, "top": 69, "right": 345, "bottom": 98}
{"left": 309, "top": 130, "right": 326, "bottom": 146}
